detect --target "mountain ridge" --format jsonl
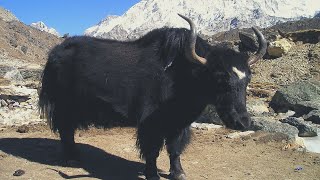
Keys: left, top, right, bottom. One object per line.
{"left": 30, "top": 21, "right": 60, "bottom": 37}
{"left": 85, "top": 0, "right": 320, "bottom": 40}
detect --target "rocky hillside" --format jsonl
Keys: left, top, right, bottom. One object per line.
{"left": 0, "top": 19, "right": 62, "bottom": 65}
{"left": 85, "top": 0, "right": 320, "bottom": 40}
{"left": 0, "top": 7, "right": 18, "bottom": 22}
{"left": 0, "top": 7, "right": 62, "bottom": 65}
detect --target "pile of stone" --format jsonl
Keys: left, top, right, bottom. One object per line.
{"left": 0, "top": 62, "right": 43, "bottom": 126}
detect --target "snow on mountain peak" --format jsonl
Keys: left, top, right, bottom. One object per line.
{"left": 30, "top": 21, "right": 60, "bottom": 37}
{"left": 85, "top": 0, "right": 320, "bottom": 41}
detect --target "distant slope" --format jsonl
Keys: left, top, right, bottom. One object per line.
{"left": 0, "top": 6, "right": 62, "bottom": 65}
{"left": 0, "top": 19, "right": 62, "bottom": 65}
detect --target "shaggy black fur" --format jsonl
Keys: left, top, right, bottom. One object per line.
{"left": 39, "top": 25, "right": 263, "bottom": 180}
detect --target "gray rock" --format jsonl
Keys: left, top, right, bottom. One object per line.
{"left": 20, "top": 45, "right": 28, "bottom": 54}
{"left": 281, "top": 117, "right": 318, "bottom": 137}
{"left": 16, "top": 125, "right": 29, "bottom": 133}
{"left": 250, "top": 117, "right": 299, "bottom": 140}
{"left": 276, "top": 110, "right": 296, "bottom": 120}
{"left": 0, "top": 66, "right": 14, "bottom": 77}
{"left": 304, "top": 110, "right": 320, "bottom": 124}
{"left": 0, "top": 85, "right": 35, "bottom": 97}
{"left": 0, "top": 99, "right": 8, "bottom": 107}
{"left": 0, "top": 63, "right": 42, "bottom": 82}
{"left": 270, "top": 80, "right": 320, "bottom": 118}
{"left": 12, "top": 102, "right": 19, "bottom": 108}
{"left": 4, "top": 68, "right": 24, "bottom": 83}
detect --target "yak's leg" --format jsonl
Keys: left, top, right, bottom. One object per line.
{"left": 137, "top": 121, "right": 164, "bottom": 180}
{"left": 165, "top": 127, "right": 191, "bottom": 180}
{"left": 54, "top": 104, "right": 78, "bottom": 160}
{"left": 58, "top": 124, "right": 77, "bottom": 160}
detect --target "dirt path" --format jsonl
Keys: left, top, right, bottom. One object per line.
{"left": 0, "top": 124, "right": 319, "bottom": 180}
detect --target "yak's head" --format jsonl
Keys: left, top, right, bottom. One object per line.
{"left": 179, "top": 14, "right": 267, "bottom": 130}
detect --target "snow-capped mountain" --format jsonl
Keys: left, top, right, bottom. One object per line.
{"left": 85, "top": 0, "right": 320, "bottom": 40}
{"left": 30, "top": 21, "right": 60, "bottom": 37}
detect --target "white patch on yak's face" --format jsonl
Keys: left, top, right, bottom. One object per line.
{"left": 232, "top": 67, "right": 246, "bottom": 80}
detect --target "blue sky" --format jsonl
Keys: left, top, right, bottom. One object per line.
{"left": 0, "top": 0, "right": 140, "bottom": 35}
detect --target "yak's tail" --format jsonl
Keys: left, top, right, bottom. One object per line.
{"left": 38, "top": 59, "right": 58, "bottom": 131}
{"left": 38, "top": 44, "right": 72, "bottom": 132}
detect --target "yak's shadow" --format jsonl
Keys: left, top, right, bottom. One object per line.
{"left": 0, "top": 138, "right": 156, "bottom": 180}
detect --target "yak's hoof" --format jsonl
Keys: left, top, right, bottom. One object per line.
{"left": 170, "top": 173, "right": 187, "bottom": 180}
{"left": 145, "top": 169, "right": 160, "bottom": 180}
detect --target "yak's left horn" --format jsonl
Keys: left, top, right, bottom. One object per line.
{"left": 178, "top": 14, "right": 207, "bottom": 65}
{"left": 248, "top": 27, "right": 267, "bottom": 66}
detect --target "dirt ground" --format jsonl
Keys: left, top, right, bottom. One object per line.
{"left": 0, "top": 124, "right": 319, "bottom": 180}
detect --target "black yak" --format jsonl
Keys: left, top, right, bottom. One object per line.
{"left": 39, "top": 14, "right": 267, "bottom": 180}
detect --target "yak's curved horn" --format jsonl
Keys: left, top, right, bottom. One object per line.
{"left": 248, "top": 27, "right": 267, "bottom": 66}
{"left": 178, "top": 14, "right": 207, "bottom": 65}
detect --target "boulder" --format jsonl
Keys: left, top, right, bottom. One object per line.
{"left": 304, "top": 110, "right": 320, "bottom": 124}
{"left": 19, "top": 65, "right": 42, "bottom": 81}
{"left": 281, "top": 117, "right": 318, "bottom": 137}
{"left": 3, "top": 68, "right": 23, "bottom": 83}
{"left": 275, "top": 110, "right": 295, "bottom": 120}
{"left": 270, "top": 80, "right": 320, "bottom": 118}
{"left": 250, "top": 117, "right": 299, "bottom": 141}
{"left": 267, "top": 38, "right": 292, "bottom": 58}
{"left": 0, "top": 64, "right": 43, "bottom": 82}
